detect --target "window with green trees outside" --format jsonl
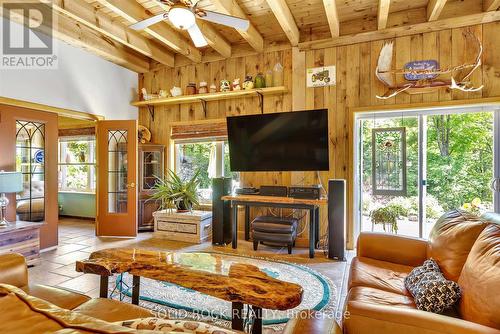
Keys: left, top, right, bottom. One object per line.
{"left": 58, "top": 137, "right": 96, "bottom": 193}
{"left": 175, "top": 141, "right": 238, "bottom": 204}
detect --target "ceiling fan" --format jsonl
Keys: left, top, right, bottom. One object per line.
{"left": 129, "top": 0, "right": 250, "bottom": 48}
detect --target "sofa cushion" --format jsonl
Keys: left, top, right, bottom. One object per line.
{"left": 22, "top": 284, "right": 91, "bottom": 310}
{"left": 74, "top": 297, "right": 154, "bottom": 322}
{"left": 347, "top": 286, "right": 416, "bottom": 309}
{"left": 458, "top": 223, "right": 500, "bottom": 329}
{"left": 404, "top": 259, "right": 461, "bottom": 313}
{"left": 427, "top": 210, "right": 487, "bottom": 281}
{"left": 119, "top": 317, "right": 239, "bottom": 333}
{"left": 348, "top": 257, "right": 413, "bottom": 296}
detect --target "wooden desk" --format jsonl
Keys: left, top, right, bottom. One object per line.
{"left": 221, "top": 195, "right": 328, "bottom": 258}
{"left": 0, "top": 221, "right": 43, "bottom": 265}
{"left": 76, "top": 248, "right": 303, "bottom": 334}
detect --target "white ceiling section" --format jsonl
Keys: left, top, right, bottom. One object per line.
{"left": 0, "top": 17, "right": 138, "bottom": 120}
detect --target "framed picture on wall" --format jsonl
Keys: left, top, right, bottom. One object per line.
{"left": 306, "top": 66, "right": 336, "bottom": 88}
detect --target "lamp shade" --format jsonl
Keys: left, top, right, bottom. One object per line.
{"left": 0, "top": 171, "right": 23, "bottom": 193}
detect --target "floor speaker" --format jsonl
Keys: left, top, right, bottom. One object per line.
{"left": 328, "top": 179, "right": 346, "bottom": 261}
{"left": 212, "top": 178, "right": 232, "bottom": 245}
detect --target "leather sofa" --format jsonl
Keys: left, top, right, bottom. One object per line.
{"left": 0, "top": 252, "right": 338, "bottom": 333}
{"left": 343, "top": 210, "right": 500, "bottom": 334}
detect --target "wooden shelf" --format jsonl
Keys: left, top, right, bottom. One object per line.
{"left": 131, "top": 86, "right": 287, "bottom": 107}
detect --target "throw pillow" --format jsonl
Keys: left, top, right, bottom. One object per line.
{"left": 404, "top": 259, "right": 461, "bottom": 313}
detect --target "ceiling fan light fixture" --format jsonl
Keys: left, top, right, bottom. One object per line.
{"left": 169, "top": 6, "right": 196, "bottom": 30}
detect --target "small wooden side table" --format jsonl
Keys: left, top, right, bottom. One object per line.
{"left": 0, "top": 221, "right": 43, "bottom": 265}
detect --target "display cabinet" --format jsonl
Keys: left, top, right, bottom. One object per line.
{"left": 138, "top": 143, "right": 164, "bottom": 231}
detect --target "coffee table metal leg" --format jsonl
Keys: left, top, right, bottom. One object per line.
{"left": 132, "top": 275, "right": 140, "bottom": 305}
{"left": 232, "top": 203, "right": 238, "bottom": 249}
{"left": 100, "top": 275, "right": 109, "bottom": 298}
{"left": 252, "top": 306, "right": 262, "bottom": 334}
{"left": 231, "top": 302, "right": 244, "bottom": 330}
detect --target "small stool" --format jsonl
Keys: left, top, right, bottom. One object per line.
{"left": 251, "top": 215, "right": 298, "bottom": 254}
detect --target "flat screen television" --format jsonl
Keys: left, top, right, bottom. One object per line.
{"left": 226, "top": 109, "right": 329, "bottom": 172}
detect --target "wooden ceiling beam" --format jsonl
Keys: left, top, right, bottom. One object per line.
{"left": 322, "top": 0, "right": 340, "bottom": 37}
{"left": 3, "top": 6, "right": 149, "bottom": 73}
{"left": 427, "top": 0, "right": 448, "bottom": 21}
{"left": 377, "top": 0, "right": 391, "bottom": 29}
{"left": 299, "top": 10, "right": 500, "bottom": 50}
{"left": 264, "top": 0, "right": 300, "bottom": 46}
{"left": 151, "top": 0, "right": 231, "bottom": 58}
{"left": 49, "top": 0, "right": 174, "bottom": 67}
{"left": 209, "top": 0, "right": 264, "bottom": 52}
{"left": 195, "top": 20, "right": 232, "bottom": 58}
{"left": 95, "top": 0, "right": 202, "bottom": 63}
{"left": 483, "top": 0, "right": 500, "bottom": 11}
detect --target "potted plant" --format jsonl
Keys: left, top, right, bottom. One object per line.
{"left": 370, "top": 203, "right": 408, "bottom": 234}
{"left": 151, "top": 169, "right": 201, "bottom": 213}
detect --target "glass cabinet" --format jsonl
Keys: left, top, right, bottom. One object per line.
{"left": 138, "top": 144, "right": 164, "bottom": 231}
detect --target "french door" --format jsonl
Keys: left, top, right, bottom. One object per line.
{"left": 96, "top": 120, "right": 137, "bottom": 237}
{"left": 355, "top": 106, "right": 500, "bottom": 239}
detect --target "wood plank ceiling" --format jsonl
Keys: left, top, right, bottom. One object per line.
{"left": 27, "top": 0, "right": 500, "bottom": 72}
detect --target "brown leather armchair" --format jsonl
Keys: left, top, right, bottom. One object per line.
{"left": 343, "top": 210, "right": 500, "bottom": 334}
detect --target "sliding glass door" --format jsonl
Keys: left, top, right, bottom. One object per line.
{"left": 356, "top": 106, "right": 500, "bottom": 239}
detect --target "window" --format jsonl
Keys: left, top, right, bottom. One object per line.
{"left": 175, "top": 140, "right": 238, "bottom": 204}
{"left": 58, "top": 136, "right": 96, "bottom": 193}
{"left": 16, "top": 120, "right": 45, "bottom": 222}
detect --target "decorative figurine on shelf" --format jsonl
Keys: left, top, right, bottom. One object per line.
{"left": 220, "top": 79, "right": 231, "bottom": 92}
{"left": 232, "top": 78, "right": 241, "bottom": 91}
{"left": 199, "top": 81, "right": 208, "bottom": 94}
{"left": 254, "top": 73, "right": 266, "bottom": 88}
{"left": 170, "top": 86, "right": 182, "bottom": 97}
{"left": 141, "top": 88, "right": 158, "bottom": 100}
{"left": 209, "top": 83, "right": 217, "bottom": 93}
{"left": 243, "top": 75, "right": 254, "bottom": 90}
{"left": 141, "top": 88, "right": 148, "bottom": 100}
{"left": 158, "top": 89, "right": 168, "bottom": 98}
{"left": 186, "top": 83, "right": 197, "bottom": 95}
{"left": 138, "top": 125, "right": 152, "bottom": 144}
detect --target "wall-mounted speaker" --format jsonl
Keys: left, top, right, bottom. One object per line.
{"left": 212, "top": 178, "right": 232, "bottom": 245}
{"left": 328, "top": 179, "right": 346, "bottom": 261}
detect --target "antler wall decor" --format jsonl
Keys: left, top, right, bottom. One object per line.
{"left": 375, "top": 30, "right": 483, "bottom": 99}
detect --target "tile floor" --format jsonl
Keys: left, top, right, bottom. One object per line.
{"left": 30, "top": 217, "right": 352, "bottom": 312}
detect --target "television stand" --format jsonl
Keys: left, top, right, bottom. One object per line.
{"left": 221, "top": 194, "right": 328, "bottom": 258}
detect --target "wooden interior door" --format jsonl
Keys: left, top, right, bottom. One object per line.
{"left": 96, "top": 120, "right": 137, "bottom": 237}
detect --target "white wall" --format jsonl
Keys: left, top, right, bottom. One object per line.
{"left": 0, "top": 17, "right": 138, "bottom": 120}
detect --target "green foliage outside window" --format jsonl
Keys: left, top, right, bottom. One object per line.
{"left": 362, "top": 112, "right": 493, "bottom": 217}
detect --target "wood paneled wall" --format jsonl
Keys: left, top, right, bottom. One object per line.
{"left": 139, "top": 22, "right": 500, "bottom": 249}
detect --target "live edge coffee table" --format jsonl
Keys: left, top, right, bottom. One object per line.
{"left": 76, "top": 248, "right": 303, "bottom": 334}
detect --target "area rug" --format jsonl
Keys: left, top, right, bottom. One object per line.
{"left": 110, "top": 252, "right": 337, "bottom": 331}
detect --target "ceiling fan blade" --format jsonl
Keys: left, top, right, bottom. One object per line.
{"left": 129, "top": 13, "right": 168, "bottom": 31}
{"left": 197, "top": 10, "right": 249, "bottom": 31}
{"left": 187, "top": 24, "right": 208, "bottom": 47}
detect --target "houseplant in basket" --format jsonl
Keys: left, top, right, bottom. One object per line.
{"left": 151, "top": 169, "right": 201, "bottom": 213}
{"left": 370, "top": 203, "right": 408, "bottom": 234}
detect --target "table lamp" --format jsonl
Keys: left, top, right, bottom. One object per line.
{"left": 0, "top": 171, "right": 23, "bottom": 227}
